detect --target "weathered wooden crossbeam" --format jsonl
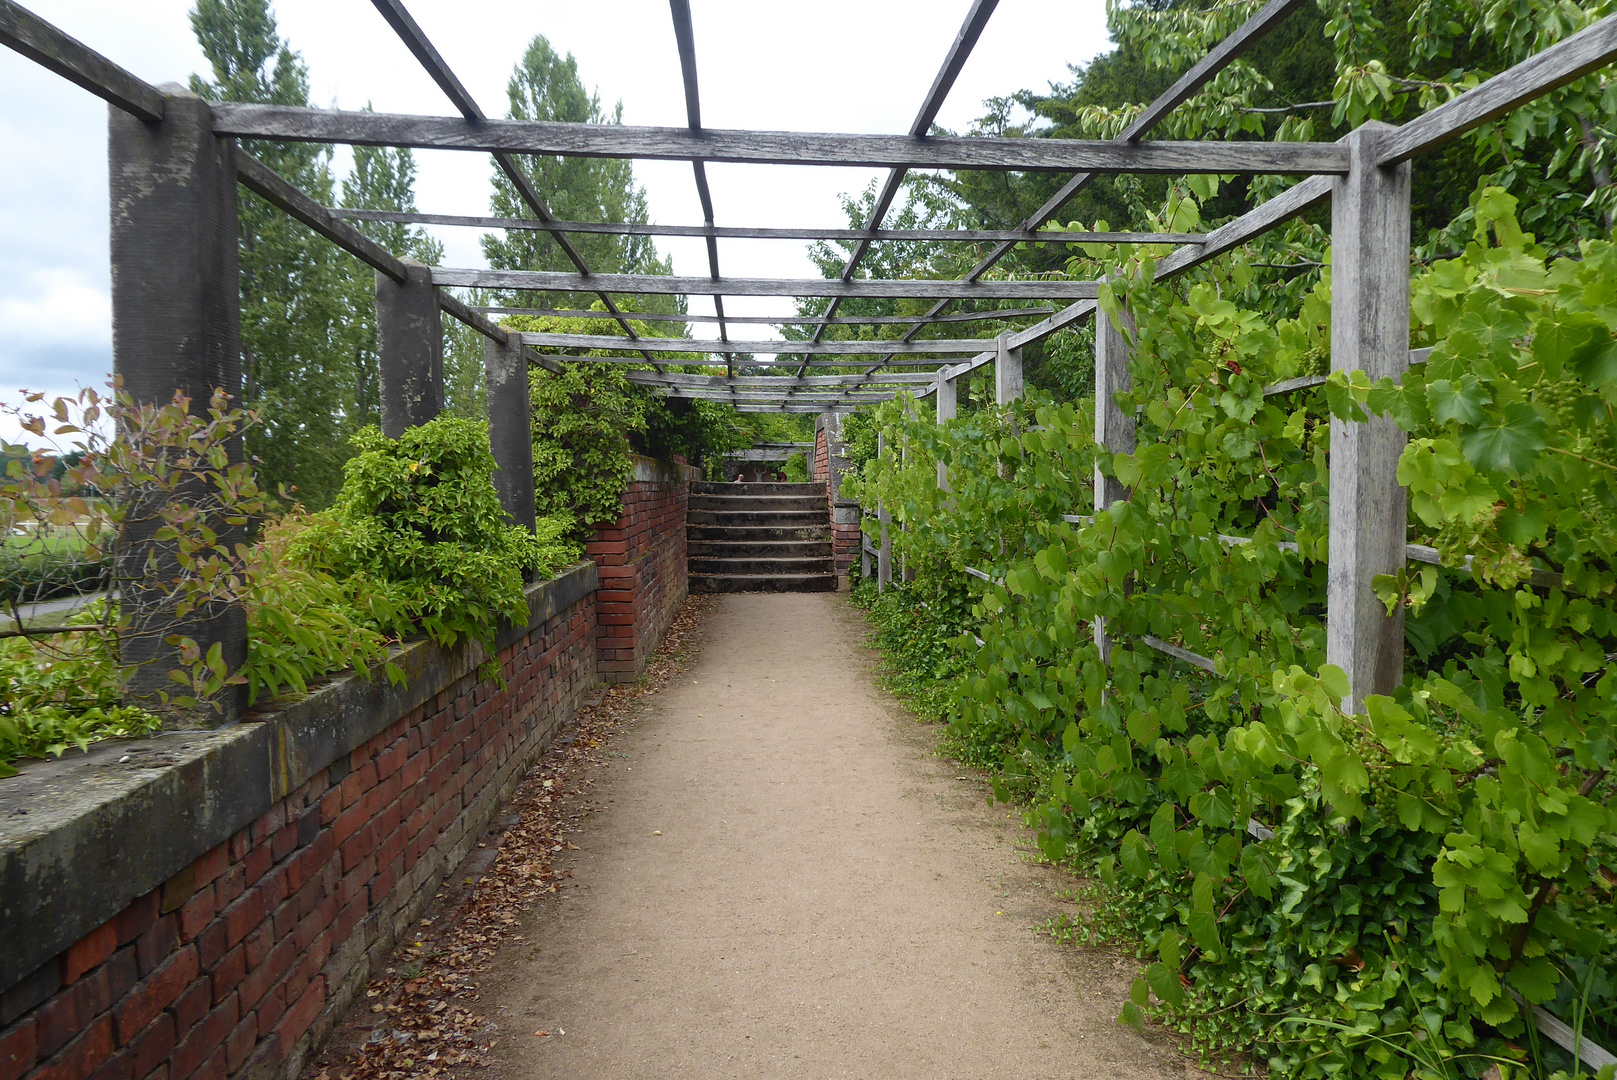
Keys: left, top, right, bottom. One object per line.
{"left": 623, "top": 371, "right": 939, "bottom": 389}
{"left": 435, "top": 268, "right": 1099, "bottom": 299}
{"left": 516, "top": 333, "right": 997, "bottom": 355}
{"left": 473, "top": 306, "right": 1056, "bottom": 326}
{"left": 329, "top": 209, "right": 1207, "bottom": 245}
{"left": 0, "top": 0, "right": 165, "bottom": 121}
{"left": 207, "top": 104, "right": 1351, "bottom": 175}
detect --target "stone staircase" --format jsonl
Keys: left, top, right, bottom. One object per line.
{"left": 687, "top": 481, "right": 837, "bottom": 593}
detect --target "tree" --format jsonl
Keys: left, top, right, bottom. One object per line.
{"left": 480, "top": 36, "right": 678, "bottom": 309}
{"left": 189, "top": 1, "right": 438, "bottom": 508}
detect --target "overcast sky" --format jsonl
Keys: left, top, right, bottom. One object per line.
{"left": 0, "top": 1, "right": 1111, "bottom": 407}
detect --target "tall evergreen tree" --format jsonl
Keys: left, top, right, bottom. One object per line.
{"left": 189, "top": 2, "right": 439, "bottom": 507}
{"left": 480, "top": 36, "right": 677, "bottom": 310}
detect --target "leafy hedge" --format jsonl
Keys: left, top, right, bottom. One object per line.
{"left": 846, "top": 189, "right": 1617, "bottom": 1078}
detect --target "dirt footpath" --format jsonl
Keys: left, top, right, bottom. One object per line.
{"left": 479, "top": 592, "right": 1185, "bottom": 1080}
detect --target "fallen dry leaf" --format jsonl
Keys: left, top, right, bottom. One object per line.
{"left": 297, "top": 595, "right": 716, "bottom": 1080}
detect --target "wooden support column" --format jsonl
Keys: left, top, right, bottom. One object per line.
{"left": 876, "top": 432, "right": 891, "bottom": 592}
{"left": 108, "top": 87, "right": 246, "bottom": 720}
{"left": 934, "top": 369, "right": 956, "bottom": 491}
{"left": 995, "top": 331, "right": 1022, "bottom": 404}
{"left": 1328, "top": 122, "right": 1411, "bottom": 712}
{"left": 1093, "top": 302, "right": 1136, "bottom": 666}
{"left": 377, "top": 258, "right": 444, "bottom": 437}
{"left": 484, "top": 337, "right": 536, "bottom": 536}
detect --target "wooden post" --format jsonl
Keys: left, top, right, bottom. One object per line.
{"left": 1093, "top": 301, "right": 1136, "bottom": 666}
{"left": 1328, "top": 122, "right": 1411, "bottom": 712}
{"left": 377, "top": 258, "right": 444, "bottom": 437}
{"left": 483, "top": 337, "right": 536, "bottom": 536}
{"left": 876, "top": 431, "right": 891, "bottom": 592}
{"left": 108, "top": 87, "right": 246, "bottom": 720}
{"left": 995, "top": 331, "right": 1022, "bottom": 404}
{"left": 934, "top": 369, "right": 956, "bottom": 491}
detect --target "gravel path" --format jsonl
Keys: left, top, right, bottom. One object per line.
{"left": 480, "top": 592, "right": 1186, "bottom": 1079}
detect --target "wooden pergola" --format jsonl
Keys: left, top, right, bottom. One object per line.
{"left": 3, "top": 1, "right": 1616, "bottom": 729}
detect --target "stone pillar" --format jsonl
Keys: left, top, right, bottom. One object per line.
{"left": 109, "top": 88, "right": 246, "bottom": 721}
{"left": 484, "top": 337, "right": 536, "bottom": 536}
{"left": 377, "top": 259, "right": 444, "bottom": 437}
{"left": 995, "top": 331, "right": 1022, "bottom": 404}
{"left": 1328, "top": 122, "right": 1411, "bottom": 712}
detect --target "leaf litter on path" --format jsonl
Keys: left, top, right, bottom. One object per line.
{"left": 300, "top": 595, "right": 717, "bottom": 1080}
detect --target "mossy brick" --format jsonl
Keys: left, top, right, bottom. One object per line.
{"left": 34, "top": 1016, "right": 114, "bottom": 1080}
{"left": 113, "top": 946, "right": 197, "bottom": 1044}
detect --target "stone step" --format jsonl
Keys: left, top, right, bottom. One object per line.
{"left": 686, "top": 525, "right": 830, "bottom": 542}
{"left": 689, "top": 573, "right": 838, "bottom": 594}
{"left": 687, "top": 539, "right": 832, "bottom": 559}
{"left": 687, "top": 509, "right": 827, "bottom": 528}
{"left": 689, "top": 555, "right": 836, "bottom": 576}
{"left": 691, "top": 481, "right": 822, "bottom": 497}
{"left": 688, "top": 494, "right": 826, "bottom": 513}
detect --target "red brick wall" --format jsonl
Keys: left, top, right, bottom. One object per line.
{"left": 815, "top": 423, "right": 859, "bottom": 575}
{"left": 584, "top": 458, "right": 695, "bottom": 683}
{"left": 0, "top": 583, "right": 596, "bottom": 1080}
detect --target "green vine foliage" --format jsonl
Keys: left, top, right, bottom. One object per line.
{"left": 848, "top": 188, "right": 1617, "bottom": 1077}
{"left": 287, "top": 417, "right": 572, "bottom": 653}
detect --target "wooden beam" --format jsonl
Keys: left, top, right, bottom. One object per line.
{"left": 623, "top": 372, "right": 939, "bottom": 388}
{"left": 471, "top": 305, "right": 1057, "bottom": 326}
{"left": 329, "top": 209, "right": 1206, "bottom": 245}
{"left": 0, "top": 0, "right": 165, "bottom": 122}
{"left": 525, "top": 352, "right": 966, "bottom": 368}
{"left": 208, "top": 104, "right": 1352, "bottom": 175}
{"left": 436, "top": 268, "right": 1101, "bottom": 299}
{"left": 235, "top": 152, "right": 409, "bottom": 283}
{"left": 516, "top": 333, "right": 1005, "bottom": 355}
{"left": 1375, "top": 14, "right": 1617, "bottom": 164}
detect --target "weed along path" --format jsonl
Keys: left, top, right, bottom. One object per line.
{"left": 480, "top": 592, "right": 1185, "bottom": 1079}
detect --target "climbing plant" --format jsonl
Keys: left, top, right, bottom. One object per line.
{"left": 847, "top": 185, "right": 1617, "bottom": 1077}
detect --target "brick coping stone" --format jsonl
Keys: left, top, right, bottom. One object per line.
{"left": 0, "top": 562, "right": 598, "bottom": 999}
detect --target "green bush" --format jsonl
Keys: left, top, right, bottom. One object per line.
{"left": 287, "top": 418, "right": 576, "bottom": 652}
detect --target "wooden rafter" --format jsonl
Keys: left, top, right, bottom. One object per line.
{"left": 206, "top": 105, "right": 1351, "bottom": 174}
{"left": 433, "top": 268, "right": 1099, "bottom": 299}
{"left": 470, "top": 306, "right": 1057, "bottom": 326}
{"left": 328, "top": 209, "right": 1207, "bottom": 246}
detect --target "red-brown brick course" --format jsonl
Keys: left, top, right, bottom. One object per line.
{"left": 2, "top": 573, "right": 602, "bottom": 1080}
{"left": 584, "top": 469, "right": 692, "bottom": 682}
